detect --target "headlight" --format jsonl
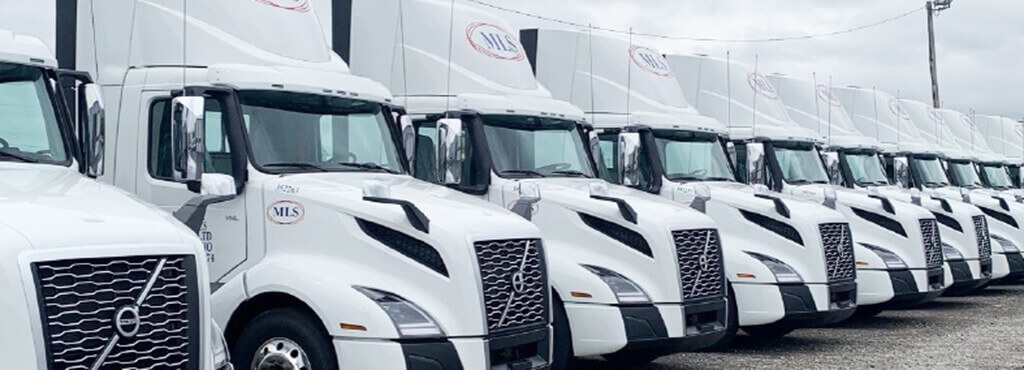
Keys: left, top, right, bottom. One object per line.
{"left": 354, "top": 286, "right": 444, "bottom": 338}
{"left": 942, "top": 243, "right": 964, "bottom": 261}
{"left": 991, "top": 234, "right": 1020, "bottom": 253}
{"left": 211, "top": 320, "right": 232, "bottom": 370}
{"left": 582, "top": 265, "right": 651, "bottom": 304}
{"left": 745, "top": 252, "right": 804, "bottom": 283}
{"left": 861, "top": 244, "right": 908, "bottom": 269}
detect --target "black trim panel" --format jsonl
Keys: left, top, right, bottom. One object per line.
{"left": 357, "top": 219, "right": 448, "bottom": 277}
{"left": 979, "top": 207, "right": 1020, "bottom": 229}
{"left": 578, "top": 213, "right": 652, "bottom": 257}
{"left": 739, "top": 210, "right": 803, "bottom": 245}
{"left": 401, "top": 340, "right": 463, "bottom": 370}
{"left": 852, "top": 207, "right": 907, "bottom": 237}
{"left": 933, "top": 212, "right": 963, "bottom": 232}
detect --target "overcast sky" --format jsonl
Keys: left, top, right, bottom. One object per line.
{"left": 3, "top": 0, "right": 1020, "bottom": 119}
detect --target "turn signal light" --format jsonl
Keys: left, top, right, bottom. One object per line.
{"left": 856, "top": 261, "right": 870, "bottom": 266}
{"left": 735, "top": 273, "right": 756, "bottom": 279}
{"left": 340, "top": 323, "right": 367, "bottom": 331}
{"left": 570, "top": 291, "right": 593, "bottom": 298}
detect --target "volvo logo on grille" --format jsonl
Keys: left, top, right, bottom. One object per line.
{"left": 699, "top": 254, "right": 711, "bottom": 271}
{"left": 510, "top": 270, "right": 527, "bottom": 294}
{"left": 114, "top": 306, "right": 141, "bottom": 338}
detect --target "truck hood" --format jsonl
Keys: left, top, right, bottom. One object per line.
{"left": 0, "top": 163, "right": 187, "bottom": 253}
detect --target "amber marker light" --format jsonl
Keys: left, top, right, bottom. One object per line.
{"left": 340, "top": 323, "right": 367, "bottom": 331}
{"left": 570, "top": 291, "right": 593, "bottom": 298}
{"left": 736, "top": 273, "right": 756, "bottom": 279}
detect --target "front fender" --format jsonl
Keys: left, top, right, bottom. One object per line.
{"left": 853, "top": 243, "right": 888, "bottom": 271}
{"left": 720, "top": 234, "right": 777, "bottom": 284}
{"left": 545, "top": 240, "right": 618, "bottom": 305}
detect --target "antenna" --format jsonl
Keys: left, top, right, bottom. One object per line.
{"left": 588, "top": 23, "right": 596, "bottom": 125}
{"left": 812, "top": 72, "right": 821, "bottom": 138}
{"left": 625, "top": 27, "right": 633, "bottom": 118}
{"left": 398, "top": 0, "right": 409, "bottom": 98}
{"left": 751, "top": 55, "right": 758, "bottom": 133}
{"left": 871, "top": 86, "right": 879, "bottom": 143}
{"left": 895, "top": 90, "right": 902, "bottom": 149}
{"left": 182, "top": 0, "right": 187, "bottom": 94}
{"left": 443, "top": 0, "right": 457, "bottom": 115}
{"left": 970, "top": 108, "right": 976, "bottom": 151}
{"left": 827, "top": 75, "right": 834, "bottom": 146}
{"left": 726, "top": 51, "right": 732, "bottom": 128}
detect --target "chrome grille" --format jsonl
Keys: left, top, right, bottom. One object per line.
{"left": 673, "top": 229, "right": 725, "bottom": 300}
{"left": 474, "top": 239, "right": 548, "bottom": 333}
{"left": 920, "top": 219, "right": 944, "bottom": 269}
{"left": 819, "top": 223, "right": 856, "bottom": 281}
{"left": 974, "top": 215, "right": 992, "bottom": 260}
{"left": 33, "top": 255, "right": 199, "bottom": 370}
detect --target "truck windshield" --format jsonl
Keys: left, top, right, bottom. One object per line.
{"left": 843, "top": 151, "right": 890, "bottom": 186}
{"left": 910, "top": 156, "right": 950, "bottom": 187}
{"left": 0, "top": 62, "right": 69, "bottom": 164}
{"left": 980, "top": 163, "right": 1014, "bottom": 189}
{"left": 652, "top": 130, "right": 735, "bottom": 182}
{"left": 481, "top": 115, "right": 594, "bottom": 178}
{"left": 772, "top": 141, "right": 829, "bottom": 184}
{"left": 947, "top": 160, "right": 983, "bottom": 188}
{"left": 239, "top": 91, "right": 402, "bottom": 174}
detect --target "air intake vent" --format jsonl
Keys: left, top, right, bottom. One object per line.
{"left": 932, "top": 212, "right": 963, "bottom": 232}
{"left": 358, "top": 219, "right": 448, "bottom": 276}
{"left": 579, "top": 213, "right": 652, "bottom": 257}
{"left": 740, "top": 210, "right": 803, "bottom": 245}
{"left": 978, "top": 207, "right": 1019, "bottom": 229}
{"left": 474, "top": 239, "right": 548, "bottom": 333}
{"left": 973, "top": 215, "right": 992, "bottom": 261}
{"left": 819, "top": 223, "right": 856, "bottom": 282}
{"left": 851, "top": 207, "right": 907, "bottom": 237}
{"left": 673, "top": 229, "right": 725, "bottom": 300}
{"left": 920, "top": 219, "right": 944, "bottom": 269}
{"left": 33, "top": 255, "right": 200, "bottom": 370}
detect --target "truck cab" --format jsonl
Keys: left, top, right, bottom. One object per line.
{"left": 974, "top": 115, "right": 1024, "bottom": 197}
{"left": 526, "top": 29, "right": 857, "bottom": 346}
{"left": 768, "top": 73, "right": 948, "bottom": 311}
{"left": 832, "top": 86, "right": 993, "bottom": 294}
{"left": 334, "top": 0, "right": 728, "bottom": 367}
{"left": 67, "top": 1, "right": 550, "bottom": 369}
{"left": 0, "top": 29, "right": 227, "bottom": 369}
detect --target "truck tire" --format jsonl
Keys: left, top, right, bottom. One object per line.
{"left": 701, "top": 284, "right": 738, "bottom": 351}
{"left": 552, "top": 294, "right": 576, "bottom": 370}
{"left": 232, "top": 307, "right": 339, "bottom": 370}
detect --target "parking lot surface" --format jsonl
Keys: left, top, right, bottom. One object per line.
{"left": 578, "top": 285, "right": 1024, "bottom": 369}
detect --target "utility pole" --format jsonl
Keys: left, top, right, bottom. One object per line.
{"left": 927, "top": 0, "right": 953, "bottom": 108}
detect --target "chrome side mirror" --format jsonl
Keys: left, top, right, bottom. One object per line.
{"left": 201, "top": 173, "right": 237, "bottom": 197}
{"left": 617, "top": 132, "right": 641, "bottom": 186}
{"left": 399, "top": 115, "right": 416, "bottom": 169}
{"left": 171, "top": 96, "right": 206, "bottom": 183}
{"left": 436, "top": 118, "right": 465, "bottom": 185}
{"left": 822, "top": 151, "right": 841, "bottom": 186}
{"left": 893, "top": 156, "right": 910, "bottom": 188}
{"left": 745, "top": 142, "right": 767, "bottom": 186}
{"left": 80, "top": 83, "right": 105, "bottom": 178}
{"left": 587, "top": 130, "right": 602, "bottom": 167}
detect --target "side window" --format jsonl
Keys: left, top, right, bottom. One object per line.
{"left": 596, "top": 134, "right": 619, "bottom": 183}
{"left": 148, "top": 97, "right": 233, "bottom": 181}
{"left": 734, "top": 144, "right": 748, "bottom": 183}
{"left": 412, "top": 122, "right": 438, "bottom": 183}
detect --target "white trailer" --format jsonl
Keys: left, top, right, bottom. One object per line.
{"left": 333, "top": 0, "right": 729, "bottom": 367}
{"left": 527, "top": 29, "right": 857, "bottom": 346}
{"left": 768, "top": 73, "right": 948, "bottom": 311}
{"left": 832, "top": 86, "right": 992, "bottom": 294}
{"left": 62, "top": 1, "right": 552, "bottom": 369}
{"left": 0, "top": 28, "right": 228, "bottom": 370}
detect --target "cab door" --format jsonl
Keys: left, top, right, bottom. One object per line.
{"left": 134, "top": 90, "right": 248, "bottom": 282}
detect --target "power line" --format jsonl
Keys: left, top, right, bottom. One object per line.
{"left": 465, "top": 0, "right": 925, "bottom": 43}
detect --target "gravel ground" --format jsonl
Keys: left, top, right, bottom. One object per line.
{"left": 577, "top": 285, "right": 1024, "bottom": 369}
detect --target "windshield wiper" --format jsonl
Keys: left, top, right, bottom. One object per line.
{"left": 550, "top": 170, "right": 591, "bottom": 178}
{"left": 0, "top": 150, "right": 39, "bottom": 163}
{"left": 787, "top": 179, "right": 813, "bottom": 185}
{"left": 921, "top": 181, "right": 947, "bottom": 188}
{"left": 337, "top": 162, "right": 399, "bottom": 174}
{"left": 499, "top": 169, "right": 545, "bottom": 178}
{"left": 262, "top": 162, "right": 329, "bottom": 172}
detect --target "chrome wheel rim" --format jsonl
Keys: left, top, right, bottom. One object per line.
{"left": 252, "top": 337, "right": 311, "bottom": 370}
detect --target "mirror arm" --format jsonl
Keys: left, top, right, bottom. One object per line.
{"left": 173, "top": 195, "right": 236, "bottom": 234}
{"left": 754, "top": 193, "right": 791, "bottom": 218}
{"left": 510, "top": 198, "right": 540, "bottom": 220}
{"left": 363, "top": 197, "right": 431, "bottom": 234}
{"left": 591, "top": 195, "right": 638, "bottom": 224}
{"left": 867, "top": 194, "right": 895, "bottom": 214}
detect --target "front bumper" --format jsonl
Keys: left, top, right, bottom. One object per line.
{"left": 564, "top": 299, "right": 726, "bottom": 357}
{"left": 945, "top": 259, "right": 992, "bottom": 295}
{"left": 994, "top": 252, "right": 1024, "bottom": 283}
{"left": 859, "top": 267, "right": 945, "bottom": 308}
{"left": 732, "top": 281, "right": 856, "bottom": 328}
{"left": 333, "top": 326, "right": 550, "bottom": 370}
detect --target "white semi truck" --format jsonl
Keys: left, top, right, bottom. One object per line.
{"left": 333, "top": 0, "right": 729, "bottom": 367}
{"left": 767, "top": 73, "right": 948, "bottom": 310}
{"left": 666, "top": 54, "right": 941, "bottom": 317}
{"left": 64, "top": 1, "right": 553, "bottom": 369}
{"left": 0, "top": 29, "right": 228, "bottom": 370}
{"left": 918, "top": 107, "right": 1024, "bottom": 282}
{"left": 832, "top": 86, "right": 991, "bottom": 294}
{"left": 526, "top": 29, "right": 856, "bottom": 346}
{"left": 975, "top": 115, "right": 1024, "bottom": 191}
